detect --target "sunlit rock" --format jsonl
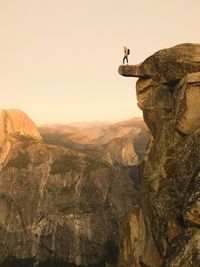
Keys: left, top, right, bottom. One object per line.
{"left": 118, "top": 43, "right": 200, "bottom": 267}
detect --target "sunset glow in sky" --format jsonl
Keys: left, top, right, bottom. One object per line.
{"left": 0, "top": 0, "right": 200, "bottom": 124}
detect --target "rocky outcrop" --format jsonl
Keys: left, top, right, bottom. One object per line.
{"left": 101, "top": 137, "right": 139, "bottom": 166}
{"left": 119, "top": 43, "right": 200, "bottom": 83}
{"left": 0, "top": 109, "right": 41, "bottom": 166}
{"left": 0, "top": 111, "right": 137, "bottom": 267}
{"left": 118, "top": 43, "right": 200, "bottom": 266}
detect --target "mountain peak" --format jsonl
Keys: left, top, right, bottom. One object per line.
{"left": 0, "top": 109, "right": 42, "bottom": 165}
{"left": 0, "top": 109, "right": 41, "bottom": 143}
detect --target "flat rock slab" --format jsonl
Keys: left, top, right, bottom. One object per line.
{"left": 119, "top": 43, "right": 200, "bottom": 83}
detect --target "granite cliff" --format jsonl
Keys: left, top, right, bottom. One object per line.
{"left": 0, "top": 109, "right": 137, "bottom": 267}
{"left": 0, "top": 109, "right": 41, "bottom": 168}
{"left": 118, "top": 43, "right": 200, "bottom": 266}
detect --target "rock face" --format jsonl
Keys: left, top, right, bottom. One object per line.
{"left": 0, "top": 109, "right": 41, "bottom": 166}
{"left": 118, "top": 43, "right": 200, "bottom": 266}
{"left": 0, "top": 109, "right": 41, "bottom": 142}
{"left": 101, "top": 137, "right": 139, "bottom": 166}
{"left": 0, "top": 111, "right": 136, "bottom": 267}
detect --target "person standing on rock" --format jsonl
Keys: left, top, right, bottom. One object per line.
{"left": 123, "top": 47, "right": 130, "bottom": 64}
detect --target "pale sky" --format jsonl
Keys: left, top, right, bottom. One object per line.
{"left": 0, "top": 0, "right": 199, "bottom": 124}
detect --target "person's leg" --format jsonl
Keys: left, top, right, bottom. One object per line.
{"left": 123, "top": 56, "right": 128, "bottom": 64}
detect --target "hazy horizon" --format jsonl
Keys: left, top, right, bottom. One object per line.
{"left": 37, "top": 115, "right": 143, "bottom": 126}
{"left": 1, "top": 0, "right": 200, "bottom": 124}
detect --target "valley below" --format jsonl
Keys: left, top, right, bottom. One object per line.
{"left": 0, "top": 110, "right": 148, "bottom": 267}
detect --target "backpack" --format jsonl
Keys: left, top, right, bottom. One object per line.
{"left": 127, "top": 49, "right": 130, "bottom": 55}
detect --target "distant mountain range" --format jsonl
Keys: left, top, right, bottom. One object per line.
{"left": 39, "top": 117, "right": 149, "bottom": 166}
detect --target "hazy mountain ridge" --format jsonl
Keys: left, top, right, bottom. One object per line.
{"left": 39, "top": 118, "right": 149, "bottom": 166}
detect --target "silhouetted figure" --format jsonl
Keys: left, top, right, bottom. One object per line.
{"left": 123, "top": 47, "right": 130, "bottom": 64}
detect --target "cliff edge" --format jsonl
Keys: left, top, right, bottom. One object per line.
{"left": 118, "top": 43, "right": 200, "bottom": 266}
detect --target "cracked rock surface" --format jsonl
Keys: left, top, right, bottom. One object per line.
{"left": 118, "top": 43, "right": 200, "bottom": 267}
